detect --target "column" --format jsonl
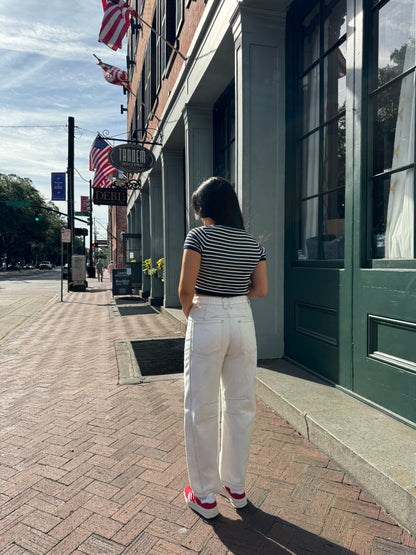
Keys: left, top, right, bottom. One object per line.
{"left": 161, "top": 149, "right": 185, "bottom": 308}
{"left": 231, "top": 4, "right": 285, "bottom": 358}
{"left": 140, "top": 184, "right": 151, "bottom": 298}
{"left": 183, "top": 105, "right": 213, "bottom": 231}
{"left": 149, "top": 172, "right": 164, "bottom": 306}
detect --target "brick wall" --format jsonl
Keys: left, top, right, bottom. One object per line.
{"left": 127, "top": 0, "right": 207, "bottom": 136}
{"left": 108, "top": 205, "right": 127, "bottom": 269}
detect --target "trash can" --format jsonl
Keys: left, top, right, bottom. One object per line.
{"left": 87, "top": 265, "right": 96, "bottom": 278}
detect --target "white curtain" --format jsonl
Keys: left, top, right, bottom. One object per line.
{"left": 385, "top": 39, "right": 415, "bottom": 258}
{"left": 302, "top": 34, "right": 320, "bottom": 258}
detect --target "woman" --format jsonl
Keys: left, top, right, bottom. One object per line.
{"left": 178, "top": 177, "right": 268, "bottom": 519}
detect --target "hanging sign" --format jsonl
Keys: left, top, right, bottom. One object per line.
{"left": 108, "top": 144, "right": 155, "bottom": 172}
{"left": 51, "top": 172, "right": 66, "bottom": 201}
{"left": 93, "top": 188, "right": 127, "bottom": 206}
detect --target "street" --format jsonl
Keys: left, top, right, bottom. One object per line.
{"left": 0, "top": 268, "right": 61, "bottom": 344}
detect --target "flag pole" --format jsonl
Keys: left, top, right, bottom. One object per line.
{"left": 133, "top": 15, "right": 187, "bottom": 61}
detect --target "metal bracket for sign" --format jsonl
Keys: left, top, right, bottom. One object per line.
{"left": 109, "top": 178, "right": 142, "bottom": 191}
{"left": 99, "top": 135, "right": 162, "bottom": 146}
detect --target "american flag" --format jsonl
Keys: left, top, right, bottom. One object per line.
{"left": 99, "top": 0, "right": 138, "bottom": 51}
{"left": 89, "top": 136, "right": 117, "bottom": 188}
{"left": 96, "top": 57, "right": 130, "bottom": 90}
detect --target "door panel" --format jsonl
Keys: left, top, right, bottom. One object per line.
{"left": 353, "top": 270, "right": 416, "bottom": 423}
{"left": 285, "top": 268, "right": 341, "bottom": 383}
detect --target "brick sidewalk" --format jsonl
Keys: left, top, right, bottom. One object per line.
{"left": 0, "top": 282, "right": 415, "bottom": 554}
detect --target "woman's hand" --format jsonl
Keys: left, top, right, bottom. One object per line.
{"left": 178, "top": 249, "right": 201, "bottom": 317}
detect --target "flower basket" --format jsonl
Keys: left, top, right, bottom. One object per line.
{"left": 142, "top": 258, "right": 151, "bottom": 276}
{"left": 156, "top": 258, "right": 164, "bottom": 281}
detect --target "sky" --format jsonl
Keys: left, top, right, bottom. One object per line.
{"left": 0, "top": 0, "right": 130, "bottom": 239}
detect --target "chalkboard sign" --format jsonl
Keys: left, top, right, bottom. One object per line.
{"left": 112, "top": 268, "right": 132, "bottom": 296}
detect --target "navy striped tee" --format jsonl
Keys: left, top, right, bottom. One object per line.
{"left": 183, "top": 225, "right": 266, "bottom": 297}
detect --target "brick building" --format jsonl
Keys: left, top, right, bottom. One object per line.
{"left": 107, "top": 205, "right": 127, "bottom": 270}
{"left": 121, "top": 0, "right": 416, "bottom": 429}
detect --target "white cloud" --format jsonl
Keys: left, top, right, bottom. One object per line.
{"left": 0, "top": 0, "right": 131, "bottom": 234}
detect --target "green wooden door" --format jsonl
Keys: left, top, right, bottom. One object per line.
{"left": 285, "top": 0, "right": 351, "bottom": 388}
{"left": 351, "top": 0, "right": 416, "bottom": 424}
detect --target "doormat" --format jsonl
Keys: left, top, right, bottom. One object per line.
{"left": 118, "top": 305, "right": 157, "bottom": 316}
{"left": 130, "top": 337, "right": 184, "bottom": 376}
{"left": 115, "top": 297, "right": 146, "bottom": 305}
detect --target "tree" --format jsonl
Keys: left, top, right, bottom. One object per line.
{"left": 0, "top": 173, "right": 66, "bottom": 264}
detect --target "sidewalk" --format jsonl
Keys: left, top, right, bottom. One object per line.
{"left": 0, "top": 279, "right": 415, "bottom": 554}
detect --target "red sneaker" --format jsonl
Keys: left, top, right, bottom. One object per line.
{"left": 184, "top": 485, "right": 219, "bottom": 519}
{"left": 222, "top": 485, "right": 247, "bottom": 508}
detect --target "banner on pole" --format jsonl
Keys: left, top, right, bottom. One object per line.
{"left": 81, "top": 196, "right": 89, "bottom": 213}
{"left": 51, "top": 173, "right": 66, "bottom": 201}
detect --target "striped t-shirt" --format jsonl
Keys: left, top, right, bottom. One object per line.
{"left": 183, "top": 225, "right": 266, "bottom": 297}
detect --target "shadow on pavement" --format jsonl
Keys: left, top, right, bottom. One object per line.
{"left": 208, "top": 502, "right": 354, "bottom": 554}
{"left": 258, "top": 358, "right": 333, "bottom": 388}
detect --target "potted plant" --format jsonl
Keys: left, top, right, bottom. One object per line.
{"left": 156, "top": 258, "right": 164, "bottom": 281}
{"left": 142, "top": 258, "right": 151, "bottom": 275}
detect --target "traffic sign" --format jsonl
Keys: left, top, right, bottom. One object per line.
{"left": 61, "top": 229, "right": 71, "bottom": 243}
{"left": 75, "top": 211, "right": 89, "bottom": 216}
{"left": 6, "top": 200, "right": 31, "bottom": 207}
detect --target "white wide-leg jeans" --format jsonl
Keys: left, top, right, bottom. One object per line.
{"left": 184, "top": 295, "right": 257, "bottom": 499}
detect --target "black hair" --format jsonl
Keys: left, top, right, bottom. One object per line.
{"left": 191, "top": 177, "right": 245, "bottom": 229}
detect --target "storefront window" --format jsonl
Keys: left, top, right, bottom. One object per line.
{"left": 296, "top": 0, "right": 347, "bottom": 261}
{"left": 369, "top": 0, "right": 415, "bottom": 259}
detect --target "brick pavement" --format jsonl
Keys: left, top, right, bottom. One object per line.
{"left": 0, "top": 279, "right": 415, "bottom": 554}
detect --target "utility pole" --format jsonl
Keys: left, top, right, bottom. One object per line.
{"left": 67, "top": 116, "right": 75, "bottom": 288}
{"left": 89, "top": 180, "right": 94, "bottom": 277}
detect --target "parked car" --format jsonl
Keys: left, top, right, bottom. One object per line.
{"left": 7, "top": 264, "right": 21, "bottom": 271}
{"left": 39, "top": 261, "right": 53, "bottom": 270}
{"left": 24, "top": 264, "right": 34, "bottom": 269}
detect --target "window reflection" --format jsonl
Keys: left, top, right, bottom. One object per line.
{"left": 297, "top": 0, "right": 347, "bottom": 262}
{"left": 302, "top": 67, "right": 319, "bottom": 133}
{"left": 376, "top": 0, "right": 415, "bottom": 88}
{"left": 323, "top": 116, "right": 346, "bottom": 193}
{"left": 324, "top": 0, "right": 346, "bottom": 51}
{"left": 301, "top": 132, "right": 320, "bottom": 199}
{"left": 303, "top": 4, "right": 320, "bottom": 71}
{"left": 324, "top": 43, "right": 346, "bottom": 121}
{"left": 370, "top": 0, "right": 415, "bottom": 259}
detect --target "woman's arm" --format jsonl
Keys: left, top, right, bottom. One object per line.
{"left": 247, "top": 260, "right": 268, "bottom": 298}
{"left": 178, "top": 249, "right": 201, "bottom": 318}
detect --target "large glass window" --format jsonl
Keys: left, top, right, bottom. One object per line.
{"left": 294, "top": 0, "right": 347, "bottom": 262}
{"left": 156, "top": 0, "right": 178, "bottom": 89}
{"left": 213, "top": 81, "right": 235, "bottom": 184}
{"left": 368, "top": 0, "right": 415, "bottom": 259}
{"left": 144, "top": 14, "right": 156, "bottom": 121}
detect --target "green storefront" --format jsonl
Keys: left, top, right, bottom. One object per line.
{"left": 284, "top": 0, "right": 416, "bottom": 426}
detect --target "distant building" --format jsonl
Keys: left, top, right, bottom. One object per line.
{"left": 107, "top": 205, "right": 127, "bottom": 270}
